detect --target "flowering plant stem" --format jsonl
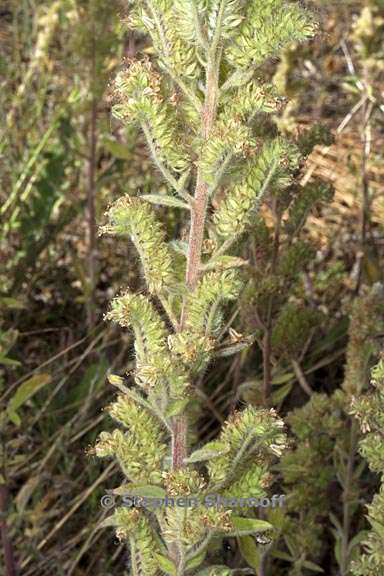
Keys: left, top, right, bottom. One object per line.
{"left": 175, "top": 53, "right": 220, "bottom": 472}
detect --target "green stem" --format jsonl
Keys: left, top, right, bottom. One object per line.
{"left": 158, "top": 295, "right": 180, "bottom": 331}
{"left": 146, "top": 0, "right": 202, "bottom": 112}
{"left": 291, "top": 359, "right": 313, "bottom": 396}
{"left": 129, "top": 537, "right": 139, "bottom": 576}
{"left": 141, "top": 121, "right": 179, "bottom": 190}
{"left": 186, "top": 530, "right": 213, "bottom": 562}
{"left": 191, "top": 3, "right": 209, "bottom": 50}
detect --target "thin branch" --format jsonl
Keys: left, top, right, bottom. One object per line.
{"left": 186, "top": 530, "right": 214, "bottom": 562}
{"left": 158, "top": 295, "right": 180, "bottom": 331}
{"left": 141, "top": 121, "right": 192, "bottom": 201}
{"left": 191, "top": 3, "right": 209, "bottom": 50}
{"left": 141, "top": 121, "right": 179, "bottom": 189}
{"left": 291, "top": 359, "right": 313, "bottom": 396}
{"left": 146, "top": 0, "right": 202, "bottom": 112}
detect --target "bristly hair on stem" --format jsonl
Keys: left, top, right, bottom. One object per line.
{"left": 95, "top": 1, "right": 322, "bottom": 573}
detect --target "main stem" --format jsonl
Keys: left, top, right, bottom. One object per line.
{"left": 171, "top": 55, "right": 219, "bottom": 471}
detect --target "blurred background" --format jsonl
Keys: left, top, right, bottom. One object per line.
{"left": 1, "top": 1, "right": 384, "bottom": 574}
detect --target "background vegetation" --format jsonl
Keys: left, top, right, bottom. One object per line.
{"left": 1, "top": 0, "right": 384, "bottom": 575}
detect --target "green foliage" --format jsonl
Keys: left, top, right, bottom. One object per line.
{"left": 107, "top": 292, "right": 189, "bottom": 398}
{"left": 351, "top": 359, "right": 384, "bottom": 575}
{"left": 271, "top": 303, "right": 321, "bottom": 360}
{"left": 343, "top": 285, "right": 384, "bottom": 396}
{"left": 284, "top": 178, "right": 334, "bottom": 236}
{"left": 279, "top": 393, "right": 346, "bottom": 568}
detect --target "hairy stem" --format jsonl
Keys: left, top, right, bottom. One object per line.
{"left": 184, "top": 57, "right": 220, "bottom": 292}
{"left": 171, "top": 46, "right": 221, "bottom": 476}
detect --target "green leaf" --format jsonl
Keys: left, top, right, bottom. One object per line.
{"left": 166, "top": 398, "right": 190, "bottom": 417}
{"left": 214, "top": 338, "right": 254, "bottom": 358}
{"left": 186, "top": 442, "right": 229, "bottom": 463}
{"left": 348, "top": 530, "right": 369, "bottom": 555}
{"left": 228, "top": 517, "right": 273, "bottom": 536}
{"left": 113, "top": 484, "right": 166, "bottom": 499}
{"left": 0, "top": 356, "right": 21, "bottom": 367}
{"left": 185, "top": 549, "right": 206, "bottom": 570}
{"left": 302, "top": 560, "right": 324, "bottom": 573}
{"left": 15, "top": 476, "right": 40, "bottom": 514}
{"left": 108, "top": 374, "right": 126, "bottom": 387}
{"left": 67, "top": 359, "right": 108, "bottom": 404}
{"left": 97, "top": 515, "right": 118, "bottom": 530}
{"left": 368, "top": 518, "right": 384, "bottom": 539}
{"left": 272, "top": 372, "right": 295, "bottom": 385}
{"left": 239, "top": 536, "right": 261, "bottom": 569}
{"left": 0, "top": 297, "right": 26, "bottom": 309}
{"left": 155, "top": 553, "right": 177, "bottom": 576}
{"left": 195, "top": 566, "right": 232, "bottom": 575}
{"left": 271, "top": 382, "right": 293, "bottom": 405}
{"left": 202, "top": 256, "right": 249, "bottom": 272}
{"left": 103, "top": 138, "right": 132, "bottom": 159}
{"left": 141, "top": 194, "right": 189, "bottom": 210}
{"left": 222, "top": 67, "right": 254, "bottom": 90}
{"left": 169, "top": 240, "right": 188, "bottom": 256}
{"left": 7, "top": 373, "right": 51, "bottom": 425}
{"left": 270, "top": 549, "right": 294, "bottom": 562}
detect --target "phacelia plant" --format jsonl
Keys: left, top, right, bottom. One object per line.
{"left": 94, "top": 1, "right": 321, "bottom": 574}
